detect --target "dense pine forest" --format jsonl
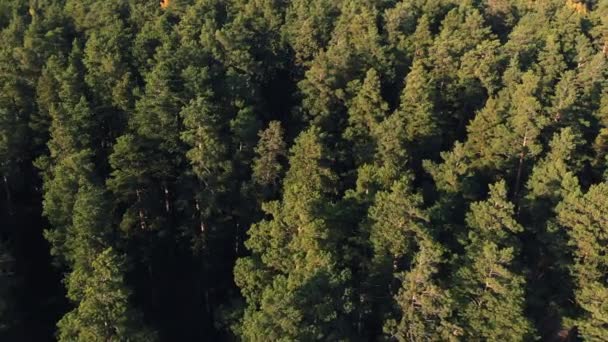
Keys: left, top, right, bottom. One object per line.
{"left": 1, "top": 0, "right": 607, "bottom": 341}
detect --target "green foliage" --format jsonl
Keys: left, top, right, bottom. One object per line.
{"left": 252, "top": 121, "right": 287, "bottom": 189}
{"left": 1, "top": 0, "right": 608, "bottom": 340}
{"left": 235, "top": 127, "right": 355, "bottom": 340}
{"left": 299, "top": 1, "right": 388, "bottom": 129}
{"left": 57, "top": 248, "right": 156, "bottom": 342}
{"left": 344, "top": 68, "right": 388, "bottom": 166}
{"left": 369, "top": 178, "right": 428, "bottom": 265}
{"left": 557, "top": 182, "right": 608, "bottom": 340}
{"left": 394, "top": 60, "right": 440, "bottom": 154}
{"left": 455, "top": 181, "right": 536, "bottom": 341}
{"left": 284, "top": 0, "right": 340, "bottom": 64}
{"left": 385, "top": 240, "right": 459, "bottom": 341}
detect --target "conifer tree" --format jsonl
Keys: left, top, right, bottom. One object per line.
{"left": 526, "top": 128, "right": 583, "bottom": 208}
{"left": 56, "top": 180, "right": 155, "bottom": 342}
{"left": 299, "top": 0, "right": 388, "bottom": 129}
{"left": 57, "top": 248, "right": 156, "bottom": 342}
{"left": 36, "top": 46, "right": 98, "bottom": 266}
{"left": 252, "top": 121, "right": 287, "bottom": 192}
{"left": 393, "top": 59, "right": 440, "bottom": 158}
{"left": 464, "top": 97, "right": 517, "bottom": 173}
{"left": 523, "top": 128, "right": 583, "bottom": 327}
{"left": 557, "top": 182, "right": 608, "bottom": 340}
{"left": 343, "top": 68, "right": 388, "bottom": 166}
{"left": 385, "top": 240, "right": 459, "bottom": 342}
{"left": 0, "top": 10, "right": 40, "bottom": 214}
{"left": 369, "top": 178, "right": 428, "bottom": 272}
{"left": 536, "top": 34, "right": 567, "bottom": 99}
{"left": 235, "top": 127, "right": 355, "bottom": 340}
{"left": 455, "top": 181, "right": 535, "bottom": 341}
{"left": 284, "top": 0, "right": 340, "bottom": 64}
{"left": 508, "top": 71, "right": 547, "bottom": 200}
{"left": 368, "top": 177, "right": 458, "bottom": 340}
{"left": 180, "top": 94, "right": 233, "bottom": 245}
{"left": 429, "top": 5, "right": 494, "bottom": 135}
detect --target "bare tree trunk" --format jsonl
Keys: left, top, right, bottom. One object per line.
{"left": 136, "top": 189, "right": 146, "bottom": 230}
{"left": 204, "top": 288, "right": 211, "bottom": 318}
{"left": 235, "top": 223, "right": 240, "bottom": 255}
{"left": 358, "top": 294, "right": 364, "bottom": 335}
{"left": 163, "top": 182, "right": 171, "bottom": 213}
{"left": 195, "top": 197, "right": 207, "bottom": 248}
{"left": 513, "top": 131, "right": 528, "bottom": 202}
{"left": 3, "top": 175, "right": 12, "bottom": 216}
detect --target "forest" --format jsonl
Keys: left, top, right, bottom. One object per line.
{"left": 0, "top": 0, "right": 607, "bottom": 341}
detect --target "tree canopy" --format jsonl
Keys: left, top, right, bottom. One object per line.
{"left": 1, "top": 0, "right": 607, "bottom": 340}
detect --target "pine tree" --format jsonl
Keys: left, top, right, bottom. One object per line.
{"left": 536, "top": 34, "right": 567, "bottom": 99}
{"left": 108, "top": 36, "right": 186, "bottom": 234}
{"left": 383, "top": 2, "right": 428, "bottom": 78}
{"left": 423, "top": 142, "right": 473, "bottom": 195}
{"left": 180, "top": 94, "right": 234, "bottom": 246}
{"left": 464, "top": 96, "right": 517, "bottom": 173}
{"left": 0, "top": 10, "right": 39, "bottom": 217}
{"left": 367, "top": 177, "right": 458, "bottom": 340}
{"left": 392, "top": 59, "right": 440, "bottom": 158}
{"left": 455, "top": 181, "right": 535, "bottom": 341}
{"left": 36, "top": 47, "right": 98, "bottom": 266}
{"left": 369, "top": 178, "right": 428, "bottom": 271}
{"left": 526, "top": 128, "right": 583, "bottom": 207}
{"left": 213, "top": 0, "right": 287, "bottom": 81}
{"left": 429, "top": 5, "right": 495, "bottom": 133}
{"left": 557, "top": 182, "right": 608, "bottom": 340}
{"left": 252, "top": 121, "right": 287, "bottom": 192}
{"left": 284, "top": 0, "right": 340, "bottom": 64}
{"left": 235, "top": 127, "right": 355, "bottom": 340}
{"left": 299, "top": 0, "right": 388, "bottom": 129}
{"left": 57, "top": 248, "right": 156, "bottom": 342}
{"left": 459, "top": 39, "right": 504, "bottom": 96}
{"left": 343, "top": 68, "right": 388, "bottom": 166}
{"left": 385, "top": 240, "right": 459, "bottom": 341}
{"left": 508, "top": 71, "right": 547, "bottom": 200}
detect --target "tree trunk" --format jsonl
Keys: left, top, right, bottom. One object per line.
{"left": 2, "top": 175, "right": 12, "bottom": 216}
{"left": 234, "top": 223, "right": 240, "bottom": 255}
{"left": 163, "top": 182, "right": 171, "bottom": 213}
{"left": 136, "top": 189, "right": 146, "bottom": 230}
{"left": 195, "top": 197, "right": 207, "bottom": 249}
{"left": 513, "top": 130, "right": 528, "bottom": 205}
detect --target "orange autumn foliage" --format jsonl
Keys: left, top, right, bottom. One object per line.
{"left": 565, "top": 0, "right": 588, "bottom": 14}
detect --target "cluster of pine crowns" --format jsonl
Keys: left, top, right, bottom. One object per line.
{"left": 1, "top": 0, "right": 607, "bottom": 341}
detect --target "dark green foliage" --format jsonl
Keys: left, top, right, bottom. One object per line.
{"left": 0, "top": 0, "right": 607, "bottom": 340}
{"left": 235, "top": 127, "right": 356, "bottom": 340}
{"left": 344, "top": 68, "right": 388, "bottom": 166}
{"left": 557, "top": 182, "right": 608, "bottom": 341}
{"left": 57, "top": 248, "right": 156, "bottom": 342}
{"left": 252, "top": 120, "right": 287, "bottom": 192}
{"left": 455, "top": 181, "right": 536, "bottom": 341}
